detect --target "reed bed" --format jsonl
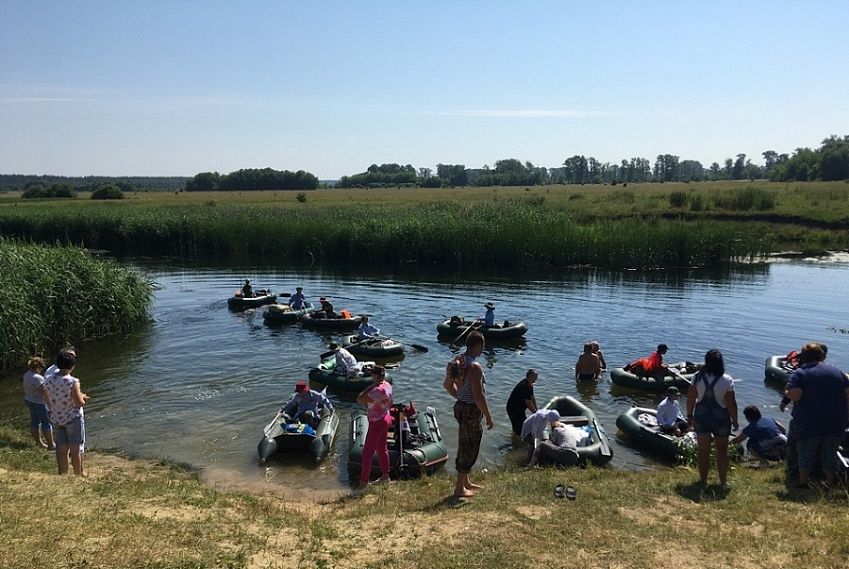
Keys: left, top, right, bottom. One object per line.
{"left": 0, "top": 239, "right": 152, "bottom": 372}
{"left": 0, "top": 199, "right": 779, "bottom": 269}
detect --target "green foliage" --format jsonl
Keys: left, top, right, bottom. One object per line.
{"left": 668, "top": 190, "right": 688, "bottom": 207}
{"left": 711, "top": 187, "right": 776, "bottom": 211}
{"left": 338, "top": 163, "right": 417, "bottom": 187}
{"left": 0, "top": 239, "right": 152, "bottom": 372}
{"left": 296, "top": 192, "right": 307, "bottom": 203}
{"left": 91, "top": 185, "right": 125, "bottom": 200}
{"left": 185, "top": 168, "right": 319, "bottom": 191}
{"left": 21, "top": 182, "right": 77, "bottom": 199}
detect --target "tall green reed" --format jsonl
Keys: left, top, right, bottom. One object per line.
{"left": 0, "top": 238, "right": 152, "bottom": 372}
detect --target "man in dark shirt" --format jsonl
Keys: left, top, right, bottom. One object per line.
{"left": 785, "top": 343, "right": 849, "bottom": 486}
{"left": 506, "top": 369, "right": 539, "bottom": 436}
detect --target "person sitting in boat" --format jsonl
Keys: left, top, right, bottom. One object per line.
{"left": 357, "top": 315, "right": 380, "bottom": 340}
{"left": 730, "top": 405, "right": 787, "bottom": 464}
{"left": 527, "top": 420, "right": 581, "bottom": 468}
{"left": 575, "top": 343, "right": 602, "bottom": 381}
{"left": 280, "top": 381, "right": 333, "bottom": 429}
{"left": 482, "top": 302, "right": 496, "bottom": 328}
{"left": 328, "top": 343, "right": 362, "bottom": 378}
{"left": 656, "top": 386, "right": 689, "bottom": 436}
{"left": 241, "top": 279, "right": 254, "bottom": 298}
{"left": 624, "top": 344, "right": 669, "bottom": 378}
{"left": 289, "top": 287, "right": 306, "bottom": 310}
{"left": 317, "top": 297, "right": 336, "bottom": 319}
{"left": 591, "top": 341, "right": 607, "bottom": 370}
{"left": 506, "top": 369, "right": 539, "bottom": 436}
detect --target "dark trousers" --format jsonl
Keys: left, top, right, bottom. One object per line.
{"left": 454, "top": 401, "right": 483, "bottom": 474}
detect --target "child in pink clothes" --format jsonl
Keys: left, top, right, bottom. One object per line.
{"left": 355, "top": 365, "right": 393, "bottom": 490}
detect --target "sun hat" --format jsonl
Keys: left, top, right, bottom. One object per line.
{"left": 484, "top": 302, "right": 495, "bottom": 309}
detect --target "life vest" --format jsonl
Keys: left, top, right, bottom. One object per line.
{"left": 340, "top": 309, "right": 353, "bottom": 319}
{"left": 785, "top": 350, "right": 800, "bottom": 368}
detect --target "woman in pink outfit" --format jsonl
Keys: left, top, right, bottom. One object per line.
{"left": 355, "top": 365, "right": 393, "bottom": 490}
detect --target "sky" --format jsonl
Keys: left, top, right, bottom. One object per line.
{"left": 1, "top": 1, "right": 848, "bottom": 179}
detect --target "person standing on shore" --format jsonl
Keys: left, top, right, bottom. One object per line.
{"left": 354, "top": 365, "right": 393, "bottom": 493}
{"left": 23, "top": 356, "right": 54, "bottom": 450}
{"left": 42, "top": 350, "right": 89, "bottom": 476}
{"left": 686, "top": 349, "right": 738, "bottom": 487}
{"left": 784, "top": 343, "right": 849, "bottom": 487}
{"left": 506, "top": 369, "right": 538, "bottom": 436}
{"left": 443, "top": 331, "right": 493, "bottom": 498}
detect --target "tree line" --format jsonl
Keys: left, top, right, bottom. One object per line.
{"left": 0, "top": 175, "right": 187, "bottom": 192}
{"left": 337, "top": 134, "right": 849, "bottom": 188}
{"left": 184, "top": 168, "right": 319, "bottom": 191}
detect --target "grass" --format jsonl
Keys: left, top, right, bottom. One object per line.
{"left": 1, "top": 182, "right": 848, "bottom": 269}
{"left": 0, "top": 238, "right": 152, "bottom": 373}
{"left": 1, "top": 417, "right": 847, "bottom": 569}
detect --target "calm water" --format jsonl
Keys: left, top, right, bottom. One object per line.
{"left": 3, "top": 257, "right": 849, "bottom": 493}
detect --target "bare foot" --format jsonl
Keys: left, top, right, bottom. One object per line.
{"left": 464, "top": 482, "right": 482, "bottom": 490}
{"left": 454, "top": 488, "right": 476, "bottom": 498}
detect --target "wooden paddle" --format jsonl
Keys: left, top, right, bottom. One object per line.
{"left": 452, "top": 320, "right": 477, "bottom": 346}
{"left": 592, "top": 417, "right": 613, "bottom": 457}
{"left": 667, "top": 366, "right": 692, "bottom": 386}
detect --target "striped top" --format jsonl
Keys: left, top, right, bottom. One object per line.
{"left": 457, "top": 355, "right": 486, "bottom": 404}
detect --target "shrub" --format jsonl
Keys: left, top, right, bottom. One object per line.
{"left": 688, "top": 194, "right": 706, "bottom": 212}
{"left": 296, "top": 192, "right": 307, "bottom": 203}
{"left": 91, "top": 185, "right": 124, "bottom": 200}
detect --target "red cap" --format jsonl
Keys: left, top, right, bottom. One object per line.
{"left": 295, "top": 381, "right": 308, "bottom": 392}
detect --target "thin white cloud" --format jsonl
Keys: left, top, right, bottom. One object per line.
{"left": 430, "top": 109, "right": 612, "bottom": 118}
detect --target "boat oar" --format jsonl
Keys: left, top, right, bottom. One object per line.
{"left": 375, "top": 334, "right": 428, "bottom": 354}
{"left": 452, "top": 321, "right": 477, "bottom": 346}
{"left": 667, "top": 367, "right": 692, "bottom": 386}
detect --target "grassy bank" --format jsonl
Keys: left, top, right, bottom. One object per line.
{"left": 1, "top": 182, "right": 848, "bottom": 269}
{"left": 0, "top": 239, "right": 152, "bottom": 372}
{"left": 1, "top": 420, "right": 847, "bottom": 569}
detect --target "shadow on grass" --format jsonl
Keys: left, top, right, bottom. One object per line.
{"left": 775, "top": 482, "right": 849, "bottom": 504}
{"left": 675, "top": 481, "right": 731, "bottom": 503}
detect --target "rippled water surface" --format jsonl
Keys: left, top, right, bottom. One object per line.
{"left": 3, "top": 258, "right": 848, "bottom": 492}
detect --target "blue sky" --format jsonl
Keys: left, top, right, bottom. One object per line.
{"left": 1, "top": 1, "right": 847, "bottom": 178}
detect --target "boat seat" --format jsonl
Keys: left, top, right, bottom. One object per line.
{"left": 559, "top": 415, "right": 590, "bottom": 426}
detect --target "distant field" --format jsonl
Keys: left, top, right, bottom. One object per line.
{"left": 1, "top": 181, "right": 848, "bottom": 268}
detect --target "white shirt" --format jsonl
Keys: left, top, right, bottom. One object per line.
{"left": 656, "top": 397, "right": 684, "bottom": 427}
{"left": 549, "top": 424, "right": 582, "bottom": 450}
{"left": 694, "top": 372, "right": 735, "bottom": 408}
{"left": 335, "top": 348, "right": 360, "bottom": 375}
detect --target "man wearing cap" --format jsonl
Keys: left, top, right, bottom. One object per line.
{"left": 280, "top": 381, "right": 333, "bottom": 429}
{"left": 242, "top": 279, "right": 254, "bottom": 298}
{"left": 482, "top": 302, "right": 496, "bottom": 328}
{"left": 656, "top": 386, "right": 689, "bottom": 436}
{"left": 289, "top": 287, "right": 306, "bottom": 310}
{"left": 784, "top": 342, "right": 849, "bottom": 487}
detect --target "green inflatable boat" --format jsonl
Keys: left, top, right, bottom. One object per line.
{"left": 308, "top": 358, "right": 387, "bottom": 393}
{"left": 257, "top": 403, "right": 339, "bottom": 464}
{"left": 263, "top": 301, "right": 316, "bottom": 325}
{"left": 610, "top": 362, "right": 700, "bottom": 392}
{"left": 301, "top": 312, "right": 364, "bottom": 331}
{"left": 542, "top": 395, "right": 613, "bottom": 466}
{"left": 227, "top": 291, "right": 276, "bottom": 311}
{"left": 343, "top": 335, "right": 405, "bottom": 360}
{"left": 436, "top": 318, "right": 528, "bottom": 341}
{"left": 615, "top": 407, "right": 694, "bottom": 459}
{"left": 348, "top": 403, "right": 448, "bottom": 479}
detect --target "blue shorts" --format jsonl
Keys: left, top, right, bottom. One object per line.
{"left": 25, "top": 400, "right": 53, "bottom": 431}
{"left": 796, "top": 436, "right": 841, "bottom": 474}
{"left": 54, "top": 416, "right": 85, "bottom": 448}
{"left": 693, "top": 404, "right": 731, "bottom": 438}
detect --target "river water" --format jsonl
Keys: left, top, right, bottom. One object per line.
{"left": 3, "top": 256, "right": 848, "bottom": 494}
